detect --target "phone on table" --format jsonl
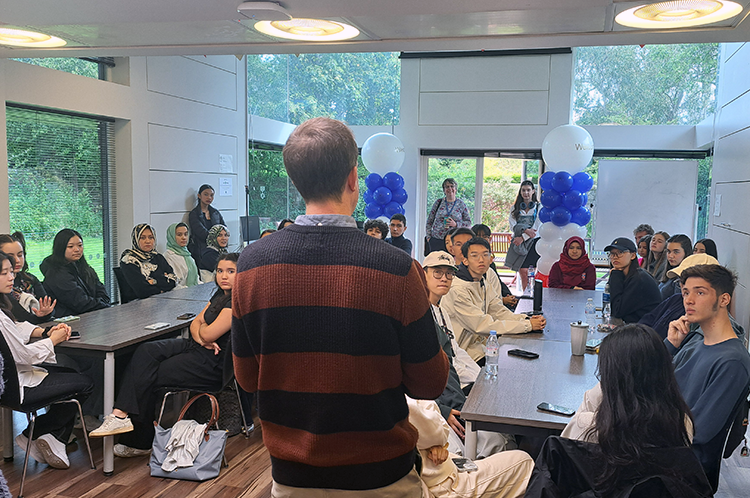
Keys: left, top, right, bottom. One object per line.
{"left": 177, "top": 312, "right": 196, "bottom": 320}
{"left": 452, "top": 457, "right": 479, "bottom": 472}
{"left": 507, "top": 349, "right": 539, "bottom": 360}
{"left": 69, "top": 331, "right": 81, "bottom": 340}
{"left": 537, "top": 402, "right": 575, "bottom": 416}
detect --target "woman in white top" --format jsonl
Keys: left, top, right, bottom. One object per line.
{"left": 164, "top": 223, "right": 200, "bottom": 289}
{"left": 0, "top": 252, "right": 93, "bottom": 470}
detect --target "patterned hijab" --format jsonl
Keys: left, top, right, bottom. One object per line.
{"left": 166, "top": 223, "right": 199, "bottom": 287}
{"left": 206, "top": 224, "right": 229, "bottom": 254}
{"left": 121, "top": 224, "right": 175, "bottom": 281}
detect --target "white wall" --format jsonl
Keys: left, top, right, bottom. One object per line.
{"left": 0, "top": 56, "right": 248, "bottom": 259}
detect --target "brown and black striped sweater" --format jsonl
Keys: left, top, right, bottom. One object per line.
{"left": 232, "top": 223, "right": 449, "bottom": 490}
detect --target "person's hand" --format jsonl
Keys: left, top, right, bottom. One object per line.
{"left": 668, "top": 315, "right": 690, "bottom": 349}
{"left": 446, "top": 217, "right": 457, "bottom": 228}
{"left": 147, "top": 278, "right": 157, "bottom": 285}
{"left": 31, "top": 296, "right": 56, "bottom": 317}
{"left": 524, "top": 228, "right": 537, "bottom": 238}
{"left": 203, "top": 342, "right": 221, "bottom": 355}
{"left": 49, "top": 324, "right": 72, "bottom": 345}
{"left": 427, "top": 445, "right": 449, "bottom": 466}
{"left": 513, "top": 236, "right": 524, "bottom": 246}
{"left": 503, "top": 295, "right": 518, "bottom": 307}
{"left": 573, "top": 286, "right": 583, "bottom": 290}
{"left": 530, "top": 315, "right": 546, "bottom": 331}
{"left": 447, "top": 409, "right": 465, "bottom": 439}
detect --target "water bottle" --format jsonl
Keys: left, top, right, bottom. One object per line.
{"left": 526, "top": 266, "right": 536, "bottom": 296}
{"left": 485, "top": 330, "right": 499, "bottom": 379}
{"left": 585, "top": 298, "right": 596, "bottom": 333}
{"left": 602, "top": 283, "right": 611, "bottom": 324}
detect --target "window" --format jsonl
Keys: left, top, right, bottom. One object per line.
{"left": 10, "top": 57, "right": 114, "bottom": 80}
{"left": 5, "top": 105, "right": 116, "bottom": 294}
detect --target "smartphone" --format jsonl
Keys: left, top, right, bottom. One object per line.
{"left": 508, "top": 348, "right": 539, "bottom": 360}
{"left": 69, "top": 331, "right": 81, "bottom": 340}
{"left": 177, "top": 312, "right": 196, "bottom": 320}
{"left": 452, "top": 457, "right": 479, "bottom": 472}
{"left": 537, "top": 402, "right": 575, "bottom": 416}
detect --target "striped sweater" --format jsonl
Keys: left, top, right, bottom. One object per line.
{"left": 232, "top": 223, "right": 449, "bottom": 490}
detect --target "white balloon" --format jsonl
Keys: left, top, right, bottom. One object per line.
{"left": 539, "top": 222, "right": 563, "bottom": 241}
{"left": 535, "top": 239, "right": 556, "bottom": 259}
{"left": 561, "top": 223, "right": 582, "bottom": 242}
{"left": 549, "top": 239, "right": 565, "bottom": 259}
{"left": 577, "top": 225, "right": 588, "bottom": 240}
{"left": 541, "top": 124, "right": 594, "bottom": 174}
{"left": 377, "top": 216, "right": 390, "bottom": 224}
{"left": 536, "top": 256, "right": 555, "bottom": 276}
{"left": 361, "top": 133, "right": 405, "bottom": 176}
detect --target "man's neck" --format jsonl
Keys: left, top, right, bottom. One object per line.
{"left": 428, "top": 293, "right": 441, "bottom": 306}
{"left": 468, "top": 268, "right": 485, "bottom": 281}
{"left": 700, "top": 310, "right": 737, "bottom": 346}
{"left": 305, "top": 200, "right": 353, "bottom": 216}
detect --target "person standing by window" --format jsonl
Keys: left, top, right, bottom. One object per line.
{"left": 425, "top": 178, "right": 471, "bottom": 253}
{"left": 505, "top": 181, "right": 541, "bottom": 291}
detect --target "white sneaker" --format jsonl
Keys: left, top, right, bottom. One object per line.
{"left": 114, "top": 443, "right": 151, "bottom": 458}
{"left": 89, "top": 414, "right": 133, "bottom": 437}
{"left": 15, "top": 433, "right": 46, "bottom": 464}
{"left": 35, "top": 434, "right": 70, "bottom": 469}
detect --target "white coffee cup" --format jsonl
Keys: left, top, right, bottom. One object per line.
{"left": 570, "top": 322, "right": 588, "bottom": 356}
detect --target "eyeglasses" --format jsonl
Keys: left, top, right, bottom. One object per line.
{"left": 608, "top": 250, "right": 630, "bottom": 259}
{"left": 430, "top": 269, "right": 455, "bottom": 280}
{"left": 468, "top": 252, "right": 492, "bottom": 261}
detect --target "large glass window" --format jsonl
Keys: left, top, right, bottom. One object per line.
{"left": 574, "top": 44, "right": 718, "bottom": 125}
{"left": 5, "top": 105, "right": 115, "bottom": 291}
{"left": 10, "top": 58, "right": 110, "bottom": 79}
{"left": 248, "top": 52, "right": 400, "bottom": 125}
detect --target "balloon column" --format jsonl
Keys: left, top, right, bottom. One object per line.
{"left": 361, "top": 133, "right": 408, "bottom": 220}
{"left": 535, "top": 125, "right": 595, "bottom": 284}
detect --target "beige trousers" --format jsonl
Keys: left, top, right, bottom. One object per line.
{"left": 272, "top": 468, "right": 423, "bottom": 498}
{"left": 428, "top": 450, "right": 533, "bottom": 498}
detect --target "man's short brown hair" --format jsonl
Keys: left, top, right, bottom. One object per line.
{"left": 282, "top": 117, "right": 358, "bottom": 203}
{"left": 680, "top": 264, "right": 737, "bottom": 299}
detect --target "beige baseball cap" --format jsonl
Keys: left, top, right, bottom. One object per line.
{"left": 667, "top": 253, "right": 720, "bottom": 279}
{"left": 422, "top": 251, "right": 458, "bottom": 270}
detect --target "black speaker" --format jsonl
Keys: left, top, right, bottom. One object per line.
{"left": 533, "top": 279, "right": 543, "bottom": 312}
{"left": 240, "top": 216, "right": 260, "bottom": 242}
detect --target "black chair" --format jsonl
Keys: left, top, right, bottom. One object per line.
{"left": 113, "top": 267, "right": 138, "bottom": 304}
{"left": 0, "top": 333, "right": 95, "bottom": 498}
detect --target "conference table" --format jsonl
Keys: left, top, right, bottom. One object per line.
{"left": 462, "top": 287, "right": 608, "bottom": 459}
{"left": 1, "top": 285, "right": 213, "bottom": 475}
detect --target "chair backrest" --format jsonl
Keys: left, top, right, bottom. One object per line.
{"left": 0, "top": 330, "right": 24, "bottom": 409}
{"left": 113, "top": 266, "right": 138, "bottom": 304}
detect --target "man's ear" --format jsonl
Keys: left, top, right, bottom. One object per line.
{"left": 719, "top": 292, "right": 731, "bottom": 309}
{"left": 346, "top": 165, "right": 359, "bottom": 193}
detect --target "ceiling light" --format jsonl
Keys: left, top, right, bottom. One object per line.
{"left": 0, "top": 28, "right": 66, "bottom": 48}
{"left": 254, "top": 18, "right": 360, "bottom": 41}
{"left": 616, "top": 1, "right": 742, "bottom": 28}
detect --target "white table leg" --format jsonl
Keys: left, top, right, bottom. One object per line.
{"left": 103, "top": 352, "right": 115, "bottom": 475}
{"left": 465, "top": 420, "right": 477, "bottom": 459}
{"left": 2, "top": 407, "right": 13, "bottom": 460}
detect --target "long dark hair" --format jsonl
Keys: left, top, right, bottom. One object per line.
{"left": 208, "top": 253, "right": 239, "bottom": 315}
{"left": 511, "top": 180, "right": 538, "bottom": 220}
{"left": 47, "top": 229, "right": 101, "bottom": 291}
{"left": 0, "top": 252, "right": 17, "bottom": 320}
{"left": 638, "top": 234, "right": 652, "bottom": 270}
{"left": 0, "top": 232, "right": 30, "bottom": 274}
{"left": 694, "top": 238, "right": 718, "bottom": 260}
{"left": 663, "top": 234, "right": 693, "bottom": 283}
{"left": 590, "top": 324, "right": 692, "bottom": 492}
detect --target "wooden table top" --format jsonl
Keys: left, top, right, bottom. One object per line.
{"left": 515, "top": 287, "right": 603, "bottom": 342}
{"left": 461, "top": 337, "right": 599, "bottom": 431}
{"left": 150, "top": 283, "right": 218, "bottom": 302}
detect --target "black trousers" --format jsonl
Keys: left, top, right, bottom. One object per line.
{"left": 115, "top": 338, "right": 223, "bottom": 449}
{"left": 22, "top": 365, "right": 94, "bottom": 444}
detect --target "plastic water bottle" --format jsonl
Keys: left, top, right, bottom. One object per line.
{"left": 526, "top": 266, "right": 536, "bottom": 296}
{"left": 585, "top": 298, "right": 596, "bottom": 333}
{"left": 485, "top": 330, "right": 499, "bottom": 379}
{"left": 602, "top": 283, "right": 611, "bottom": 324}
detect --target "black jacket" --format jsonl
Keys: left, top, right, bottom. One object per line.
{"left": 40, "top": 258, "right": 110, "bottom": 316}
{"left": 188, "top": 204, "right": 225, "bottom": 261}
{"left": 608, "top": 267, "right": 662, "bottom": 323}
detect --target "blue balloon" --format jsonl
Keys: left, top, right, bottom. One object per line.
{"left": 562, "top": 190, "right": 584, "bottom": 211}
{"left": 551, "top": 171, "right": 574, "bottom": 193}
{"left": 365, "top": 202, "right": 383, "bottom": 219}
{"left": 572, "top": 172, "right": 594, "bottom": 193}
{"left": 391, "top": 188, "right": 408, "bottom": 204}
{"left": 383, "top": 172, "right": 405, "bottom": 191}
{"left": 539, "top": 207, "right": 552, "bottom": 224}
{"left": 539, "top": 171, "right": 555, "bottom": 191}
{"left": 571, "top": 207, "right": 591, "bottom": 226}
{"left": 363, "top": 189, "right": 374, "bottom": 205}
{"left": 373, "top": 186, "right": 393, "bottom": 205}
{"left": 551, "top": 206, "right": 572, "bottom": 227}
{"left": 365, "top": 173, "right": 383, "bottom": 191}
{"left": 540, "top": 189, "right": 562, "bottom": 209}
{"left": 384, "top": 201, "right": 403, "bottom": 218}
{"left": 581, "top": 192, "right": 588, "bottom": 206}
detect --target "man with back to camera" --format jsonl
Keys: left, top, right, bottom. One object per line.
{"left": 441, "top": 236, "right": 546, "bottom": 362}
{"left": 386, "top": 214, "right": 413, "bottom": 255}
{"left": 666, "top": 264, "right": 750, "bottom": 489}
{"left": 231, "top": 117, "right": 449, "bottom": 497}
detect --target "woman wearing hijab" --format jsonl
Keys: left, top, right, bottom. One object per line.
{"left": 164, "top": 223, "right": 200, "bottom": 289}
{"left": 120, "top": 224, "right": 177, "bottom": 299}
{"left": 199, "top": 224, "right": 230, "bottom": 283}
{"left": 548, "top": 236, "right": 596, "bottom": 290}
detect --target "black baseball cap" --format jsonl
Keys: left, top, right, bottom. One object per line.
{"left": 604, "top": 237, "right": 637, "bottom": 253}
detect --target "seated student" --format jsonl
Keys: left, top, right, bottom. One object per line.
{"left": 386, "top": 214, "right": 413, "bottom": 255}
{"left": 199, "top": 224, "right": 230, "bottom": 283}
{"left": 444, "top": 228, "right": 456, "bottom": 258}
{"left": 448, "top": 227, "right": 474, "bottom": 265}
{"left": 120, "top": 224, "right": 177, "bottom": 298}
{"left": 693, "top": 238, "right": 718, "bottom": 259}
{"left": 472, "top": 224, "right": 518, "bottom": 310}
{"left": 363, "top": 218, "right": 388, "bottom": 239}
{"left": 407, "top": 396, "right": 534, "bottom": 498}
{"left": 41, "top": 229, "right": 110, "bottom": 316}
{"left": 637, "top": 234, "right": 652, "bottom": 268}
{"left": 0, "top": 233, "right": 56, "bottom": 324}
{"left": 277, "top": 218, "right": 294, "bottom": 230}
{"left": 666, "top": 264, "right": 750, "bottom": 490}
{"left": 0, "top": 252, "right": 94, "bottom": 470}
{"left": 604, "top": 237, "right": 661, "bottom": 323}
{"left": 260, "top": 228, "right": 276, "bottom": 238}
{"left": 441, "top": 237, "right": 546, "bottom": 362}
{"left": 660, "top": 234, "right": 692, "bottom": 300}
{"left": 548, "top": 236, "right": 596, "bottom": 290}
{"left": 646, "top": 231, "right": 670, "bottom": 281}
{"left": 163, "top": 223, "right": 200, "bottom": 290}
{"left": 639, "top": 253, "right": 720, "bottom": 338}
{"left": 632, "top": 223, "right": 654, "bottom": 245}
{"left": 90, "top": 254, "right": 238, "bottom": 456}
{"left": 528, "top": 324, "right": 712, "bottom": 497}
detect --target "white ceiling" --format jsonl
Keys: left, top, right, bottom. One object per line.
{"left": 1, "top": 0, "right": 750, "bottom": 57}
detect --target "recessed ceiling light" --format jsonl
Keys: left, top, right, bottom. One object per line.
{"left": 616, "top": 1, "right": 742, "bottom": 28}
{"left": 0, "top": 28, "right": 66, "bottom": 48}
{"left": 254, "top": 18, "right": 359, "bottom": 41}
